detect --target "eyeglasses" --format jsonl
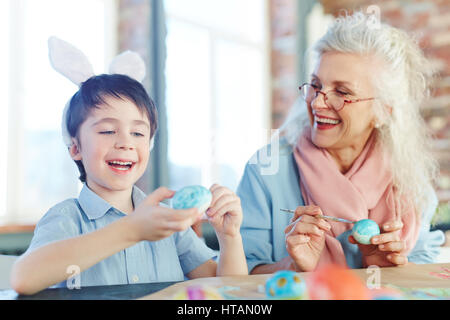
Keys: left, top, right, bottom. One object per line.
{"left": 299, "top": 83, "right": 375, "bottom": 112}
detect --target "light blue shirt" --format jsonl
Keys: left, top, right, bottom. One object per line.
{"left": 25, "top": 184, "right": 217, "bottom": 288}
{"left": 236, "top": 138, "right": 445, "bottom": 272}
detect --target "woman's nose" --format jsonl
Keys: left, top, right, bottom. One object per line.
{"left": 310, "top": 91, "right": 329, "bottom": 110}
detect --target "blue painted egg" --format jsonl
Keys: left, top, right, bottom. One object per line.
{"left": 172, "top": 185, "right": 212, "bottom": 214}
{"left": 265, "top": 270, "right": 307, "bottom": 300}
{"left": 352, "top": 219, "right": 380, "bottom": 245}
{"left": 370, "top": 287, "right": 404, "bottom": 300}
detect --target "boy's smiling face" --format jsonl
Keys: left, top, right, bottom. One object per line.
{"left": 70, "top": 95, "right": 152, "bottom": 193}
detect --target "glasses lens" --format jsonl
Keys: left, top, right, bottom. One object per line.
{"left": 301, "top": 84, "right": 315, "bottom": 102}
{"left": 326, "top": 91, "right": 345, "bottom": 111}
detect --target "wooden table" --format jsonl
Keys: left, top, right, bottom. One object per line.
{"left": 141, "top": 263, "right": 450, "bottom": 300}
{"left": 1, "top": 263, "right": 448, "bottom": 300}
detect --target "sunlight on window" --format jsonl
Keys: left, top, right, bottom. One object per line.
{"left": 165, "top": 0, "right": 265, "bottom": 43}
{"left": 214, "top": 39, "right": 266, "bottom": 188}
{"left": 165, "top": 0, "right": 269, "bottom": 191}
{"left": 166, "top": 19, "right": 212, "bottom": 174}
{"left": 305, "top": 3, "right": 333, "bottom": 77}
{"left": 2, "top": 0, "right": 114, "bottom": 224}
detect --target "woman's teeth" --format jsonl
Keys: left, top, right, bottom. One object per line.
{"left": 315, "top": 116, "right": 341, "bottom": 125}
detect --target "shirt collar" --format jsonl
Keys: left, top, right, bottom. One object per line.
{"left": 78, "top": 184, "right": 147, "bottom": 220}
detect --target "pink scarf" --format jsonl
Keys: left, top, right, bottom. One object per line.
{"left": 293, "top": 127, "right": 420, "bottom": 268}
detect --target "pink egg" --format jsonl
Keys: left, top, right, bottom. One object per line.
{"left": 306, "top": 264, "right": 370, "bottom": 300}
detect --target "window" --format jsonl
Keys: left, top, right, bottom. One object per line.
{"left": 305, "top": 3, "right": 333, "bottom": 79}
{"left": 165, "top": 0, "right": 270, "bottom": 191}
{"left": 1, "top": 0, "right": 117, "bottom": 225}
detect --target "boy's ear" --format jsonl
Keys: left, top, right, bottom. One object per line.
{"left": 69, "top": 139, "right": 82, "bottom": 161}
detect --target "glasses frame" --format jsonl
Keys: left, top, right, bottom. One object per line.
{"left": 299, "top": 83, "right": 375, "bottom": 111}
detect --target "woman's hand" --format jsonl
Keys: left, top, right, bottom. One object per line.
{"left": 348, "top": 220, "right": 408, "bottom": 267}
{"left": 284, "top": 205, "right": 331, "bottom": 272}
{"left": 128, "top": 187, "right": 202, "bottom": 242}
{"left": 205, "top": 184, "right": 243, "bottom": 239}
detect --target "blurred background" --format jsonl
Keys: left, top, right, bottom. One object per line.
{"left": 0, "top": 0, "right": 448, "bottom": 258}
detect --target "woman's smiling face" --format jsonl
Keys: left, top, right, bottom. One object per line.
{"left": 307, "top": 52, "right": 378, "bottom": 153}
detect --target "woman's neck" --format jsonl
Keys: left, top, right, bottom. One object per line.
{"left": 86, "top": 181, "right": 134, "bottom": 214}
{"left": 327, "top": 147, "right": 361, "bottom": 174}
{"left": 326, "top": 130, "right": 375, "bottom": 174}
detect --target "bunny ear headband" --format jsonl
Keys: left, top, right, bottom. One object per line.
{"left": 48, "top": 36, "right": 154, "bottom": 150}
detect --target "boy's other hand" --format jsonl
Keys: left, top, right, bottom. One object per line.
{"left": 127, "top": 187, "right": 202, "bottom": 242}
{"left": 205, "top": 184, "right": 243, "bottom": 239}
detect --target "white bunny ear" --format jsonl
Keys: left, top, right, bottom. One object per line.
{"left": 48, "top": 36, "right": 95, "bottom": 86}
{"left": 109, "top": 51, "right": 146, "bottom": 83}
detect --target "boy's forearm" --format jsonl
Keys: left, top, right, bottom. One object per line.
{"left": 10, "top": 216, "right": 137, "bottom": 295}
{"left": 216, "top": 234, "right": 248, "bottom": 276}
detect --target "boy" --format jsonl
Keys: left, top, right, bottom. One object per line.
{"left": 10, "top": 40, "right": 247, "bottom": 295}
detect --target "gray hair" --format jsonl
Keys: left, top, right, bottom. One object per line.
{"left": 280, "top": 11, "right": 439, "bottom": 215}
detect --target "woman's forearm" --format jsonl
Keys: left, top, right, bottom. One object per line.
{"left": 10, "top": 216, "right": 138, "bottom": 295}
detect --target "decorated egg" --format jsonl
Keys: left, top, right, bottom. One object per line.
{"left": 369, "top": 287, "right": 404, "bottom": 300}
{"left": 173, "top": 285, "right": 223, "bottom": 300}
{"left": 265, "top": 270, "right": 307, "bottom": 300}
{"left": 306, "top": 264, "right": 370, "bottom": 300}
{"left": 172, "top": 185, "right": 212, "bottom": 214}
{"left": 352, "top": 219, "right": 380, "bottom": 245}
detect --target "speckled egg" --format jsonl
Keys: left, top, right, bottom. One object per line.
{"left": 352, "top": 219, "right": 380, "bottom": 245}
{"left": 172, "top": 185, "right": 212, "bottom": 214}
{"left": 265, "top": 270, "right": 307, "bottom": 300}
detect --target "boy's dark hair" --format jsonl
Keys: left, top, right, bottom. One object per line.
{"left": 66, "top": 74, "right": 158, "bottom": 182}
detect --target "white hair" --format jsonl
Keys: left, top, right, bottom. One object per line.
{"left": 280, "top": 11, "right": 439, "bottom": 215}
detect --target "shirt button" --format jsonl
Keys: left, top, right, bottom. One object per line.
{"left": 132, "top": 275, "right": 139, "bottom": 283}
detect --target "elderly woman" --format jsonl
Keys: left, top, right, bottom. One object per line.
{"left": 237, "top": 12, "right": 445, "bottom": 274}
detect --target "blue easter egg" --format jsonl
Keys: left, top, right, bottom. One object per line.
{"left": 352, "top": 219, "right": 380, "bottom": 245}
{"left": 265, "top": 270, "right": 307, "bottom": 300}
{"left": 172, "top": 185, "right": 212, "bottom": 214}
{"left": 370, "top": 287, "right": 404, "bottom": 300}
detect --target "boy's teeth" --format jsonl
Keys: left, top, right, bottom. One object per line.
{"left": 109, "top": 161, "right": 132, "bottom": 165}
{"left": 114, "top": 167, "right": 130, "bottom": 171}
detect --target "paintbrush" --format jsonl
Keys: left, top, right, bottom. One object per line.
{"left": 280, "top": 208, "right": 356, "bottom": 224}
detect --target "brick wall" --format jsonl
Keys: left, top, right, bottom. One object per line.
{"left": 270, "top": 0, "right": 300, "bottom": 129}
{"left": 269, "top": 0, "right": 450, "bottom": 203}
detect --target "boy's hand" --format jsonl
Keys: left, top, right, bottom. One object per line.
{"left": 205, "top": 184, "right": 243, "bottom": 239}
{"left": 284, "top": 205, "right": 330, "bottom": 272}
{"left": 348, "top": 220, "right": 408, "bottom": 267}
{"left": 127, "top": 187, "right": 202, "bottom": 242}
